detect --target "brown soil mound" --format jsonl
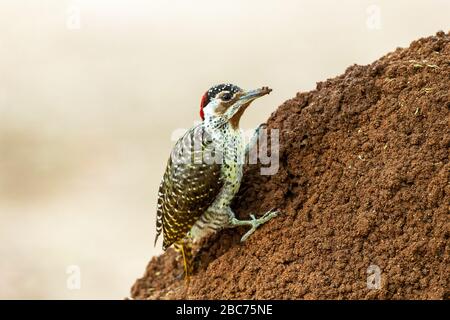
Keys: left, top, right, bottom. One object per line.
{"left": 131, "top": 31, "right": 449, "bottom": 300}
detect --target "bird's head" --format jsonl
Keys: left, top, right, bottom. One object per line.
{"left": 199, "top": 83, "right": 272, "bottom": 128}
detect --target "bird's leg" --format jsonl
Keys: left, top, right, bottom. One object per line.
{"left": 227, "top": 208, "right": 278, "bottom": 242}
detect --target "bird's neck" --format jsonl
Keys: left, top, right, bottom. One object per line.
{"left": 204, "top": 116, "right": 240, "bottom": 133}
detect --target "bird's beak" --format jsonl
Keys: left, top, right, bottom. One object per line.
{"left": 226, "top": 86, "right": 272, "bottom": 127}
{"left": 237, "top": 86, "right": 272, "bottom": 106}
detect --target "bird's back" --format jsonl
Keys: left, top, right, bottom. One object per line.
{"left": 154, "top": 123, "right": 225, "bottom": 250}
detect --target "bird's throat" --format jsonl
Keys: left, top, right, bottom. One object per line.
{"left": 228, "top": 104, "right": 249, "bottom": 130}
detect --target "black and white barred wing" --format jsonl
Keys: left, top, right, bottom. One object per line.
{"left": 154, "top": 124, "right": 224, "bottom": 250}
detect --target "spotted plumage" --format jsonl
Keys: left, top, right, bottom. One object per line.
{"left": 154, "top": 124, "right": 224, "bottom": 250}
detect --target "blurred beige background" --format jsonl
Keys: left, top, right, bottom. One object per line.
{"left": 0, "top": 0, "right": 448, "bottom": 299}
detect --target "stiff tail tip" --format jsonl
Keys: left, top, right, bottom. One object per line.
{"left": 175, "top": 241, "right": 193, "bottom": 284}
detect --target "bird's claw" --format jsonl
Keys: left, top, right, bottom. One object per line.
{"left": 255, "top": 123, "right": 268, "bottom": 135}
{"left": 240, "top": 209, "right": 279, "bottom": 242}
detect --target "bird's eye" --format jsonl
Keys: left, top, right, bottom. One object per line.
{"left": 221, "top": 92, "right": 232, "bottom": 101}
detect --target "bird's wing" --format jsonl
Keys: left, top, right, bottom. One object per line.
{"left": 154, "top": 123, "right": 224, "bottom": 250}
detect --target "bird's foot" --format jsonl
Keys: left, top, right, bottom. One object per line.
{"left": 174, "top": 266, "right": 191, "bottom": 285}
{"left": 175, "top": 270, "right": 184, "bottom": 280}
{"left": 230, "top": 209, "right": 278, "bottom": 242}
{"left": 246, "top": 123, "right": 268, "bottom": 157}
{"left": 255, "top": 122, "right": 267, "bottom": 135}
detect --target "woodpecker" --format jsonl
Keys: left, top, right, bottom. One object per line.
{"left": 154, "top": 83, "right": 278, "bottom": 279}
